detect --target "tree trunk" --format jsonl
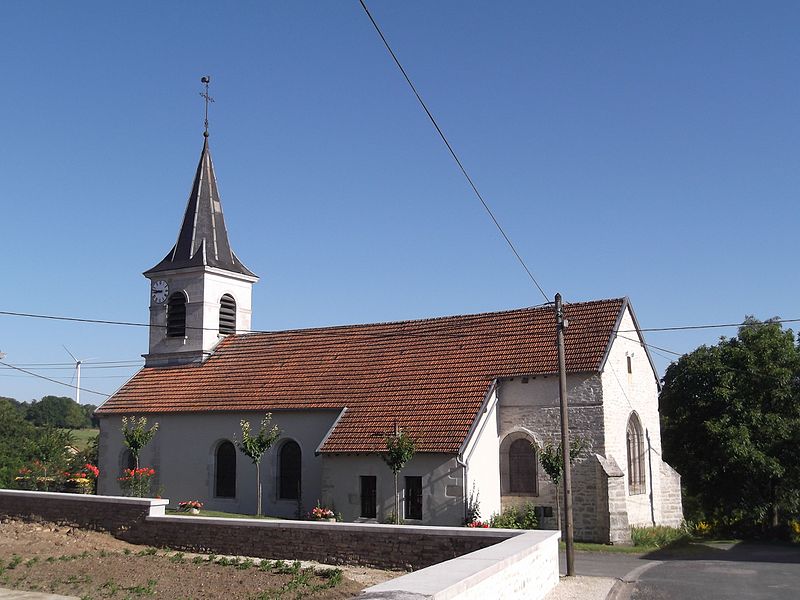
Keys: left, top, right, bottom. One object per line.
{"left": 134, "top": 453, "right": 139, "bottom": 471}
{"left": 256, "top": 461, "right": 262, "bottom": 517}
{"left": 394, "top": 472, "right": 399, "bottom": 524}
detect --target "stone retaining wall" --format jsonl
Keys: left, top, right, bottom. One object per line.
{"left": 0, "top": 490, "right": 521, "bottom": 570}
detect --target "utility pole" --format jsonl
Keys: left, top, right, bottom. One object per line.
{"left": 556, "top": 293, "right": 575, "bottom": 576}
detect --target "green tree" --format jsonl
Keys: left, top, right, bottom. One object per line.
{"left": 26, "top": 396, "right": 88, "bottom": 429}
{"left": 538, "top": 437, "right": 585, "bottom": 534}
{"left": 660, "top": 318, "right": 800, "bottom": 532}
{"left": 235, "top": 414, "right": 281, "bottom": 517}
{"left": 381, "top": 427, "right": 416, "bottom": 524}
{"left": 26, "top": 427, "right": 74, "bottom": 490}
{"left": 121, "top": 416, "right": 159, "bottom": 470}
{"left": 0, "top": 399, "right": 36, "bottom": 488}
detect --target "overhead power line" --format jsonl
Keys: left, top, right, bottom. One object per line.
{"left": 357, "top": 0, "right": 550, "bottom": 303}
{"left": 0, "top": 361, "right": 111, "bottom": 397}
{"left": 614, "top": 333, "right": 684, "bottom": 357}
{"left": 619, "top": 317, "right": 800, "bottom": 333}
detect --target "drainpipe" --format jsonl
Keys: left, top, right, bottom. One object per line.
{"left": 646, "top": 429, "right": 656, "bottom": 526}
{"left": 456, "top": 455, "right": 469, "bottom": 524}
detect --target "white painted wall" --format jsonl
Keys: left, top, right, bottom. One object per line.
{"left": 463, "top": 388, "right": 501, "bottom": 521}
{"left": 145, "top": 265, "right": 256, "bottom": 366}
{"left": 320, "top": 453, "right": 465, "bottom": 526}
{"left": 98, "top": 410, "right": 339, "bottom": 518}
{"left": 601, "top": 307, "right": 666, "bottom": 526}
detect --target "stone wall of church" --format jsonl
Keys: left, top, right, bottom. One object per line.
{"left": 496, "top": 373, "right": 608, "bottom": 542}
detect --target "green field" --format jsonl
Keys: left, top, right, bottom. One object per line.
{"left": 62, "top": 428, "right": 99, "bottom": 451}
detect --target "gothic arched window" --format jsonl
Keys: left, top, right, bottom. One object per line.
{"left": 626, "top": 413, "right": 646, "bottom": 495}
{"left": 278, "top": 440, "right": 301, "bottom": 500}
{"left": 509, "top": 438, "right": 537, "bottom": 494}
{"left": 219, "top": 294, "right": 236, "bottom": 335}
{"left": 166, "top": 292, "right": 187, "bottom": 337}
{"left": 215, "top": 440, "right": 236, "bottom": 498}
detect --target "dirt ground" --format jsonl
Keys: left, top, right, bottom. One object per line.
{"left": 0, "top": 518, "right": 397, "bottom": 599}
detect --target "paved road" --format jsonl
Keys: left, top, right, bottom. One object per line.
{"left": 561, "top": 542, "right": 800, "bottom": 600}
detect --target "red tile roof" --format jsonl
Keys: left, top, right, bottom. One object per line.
{"left": 97, "top": 298, "right": 626, "bottom": 453}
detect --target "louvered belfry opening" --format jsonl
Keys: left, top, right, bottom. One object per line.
{"left": 166, "top": 293, "right": 187, "bottom": 337}
{"left": 219, "top": 294, "right": 236, "bottom": 335}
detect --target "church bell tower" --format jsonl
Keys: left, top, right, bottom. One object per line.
{"left": 143, "top": 77, "right": 258, "bottom": 367}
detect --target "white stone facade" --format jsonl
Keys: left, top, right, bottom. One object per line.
{"left": 144, "top": 265, "right": 257, "bottom": 367}
{"left": 464, "top": 305, "right": 683, "bottom": 542}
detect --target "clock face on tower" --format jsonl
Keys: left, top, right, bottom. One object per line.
{"left": 151, "top": 280, "right": 169, "bottom": 304}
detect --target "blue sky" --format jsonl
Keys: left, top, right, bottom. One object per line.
{"left": 2, "top": 1, "right": 798, "bottom": 404}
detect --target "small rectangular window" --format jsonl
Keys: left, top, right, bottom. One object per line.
{"left": 404, "top": 476, "right": 422, "bottom": 520}
{"left": 360, "top": 476, "right": 377, "bottom": 518}
{"left": 627, "top": 355, "right": 633, "bottom": 374}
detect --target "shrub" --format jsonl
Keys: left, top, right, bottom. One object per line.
{"left": 489, "top": 502, "right": 538, "bottom": 529}
{"left": 630, "top": 525, "right": 691, "bottom": 548}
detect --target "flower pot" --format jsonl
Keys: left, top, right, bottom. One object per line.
{"left": 325, "top": 517, "right": 336, "bottom": 523}
{"left": 190, "top": 508, "right": 200, "bottom": 515}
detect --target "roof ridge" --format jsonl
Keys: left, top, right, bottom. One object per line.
{"left": 231, "top": 297, "right": 625, "bottom": 339}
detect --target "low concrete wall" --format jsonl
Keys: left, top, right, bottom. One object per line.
{"left": 0, "top": 490, "right": 543, "bottom": 571}
{"left": 362, "top": 530, "right": 560, "bottom": 600}
{"left": 0, "top": 489, "right": 167, "bottom": 532}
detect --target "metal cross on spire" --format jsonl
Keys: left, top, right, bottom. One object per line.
{"left": 199, "top": 75, "right": 214, "bottom": 137}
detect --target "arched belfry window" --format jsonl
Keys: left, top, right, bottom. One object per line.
{"left": 166, "top": 292, "right": 187, "bottom": 338}
{"left": 219, "top": 294, "right": 236, "bottom": 335}
{"left": 278, "top": 440, "right": 301, "bottom": 500}
{"left": 626, "top": 413, "right": 646, "bottom": 495}
{"left": 215, "top": 440, "right": 236, "bottom": 498}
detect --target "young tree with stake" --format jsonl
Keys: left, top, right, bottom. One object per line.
{"left": 121, "top": 416, "right": 159, "bottom": 470}
{"left": 236, "top": 413, "right": 281, "bottom": 517}
{"left": 381, "top": 426, "right": 415, "bottom": 524}
{"left": 538, "top": 437, "right": 585, "bottom": 535}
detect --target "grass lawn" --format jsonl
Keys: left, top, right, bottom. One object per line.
{"left": 565, "top": 541, "right": 646, "bottom": 554}
{"left": 62, "top": 428, "right": 98, "bottom": 451}
{"left": 166, "top": 508, "right": 283, "bottom": 520}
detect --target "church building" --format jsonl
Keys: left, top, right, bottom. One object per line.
{"left": 95, "top": 129, "right": 683, "bottom": 543}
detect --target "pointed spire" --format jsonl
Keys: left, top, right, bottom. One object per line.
{"left": 145, "top": 137, "right": 256, "bottom": 277}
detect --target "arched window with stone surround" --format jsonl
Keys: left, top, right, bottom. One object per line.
{"left": 626, "top": 413, "right": 646, "bottom": 495}
{"left": 500, "top": 432, "right": 538, "bottom": 496}
{"left": 166, "top": 292, "right": 187, "bottom": 337}
{"left": 278, "top": 440, "right": 301, "bottom": 500}
{"left": 219, "top": 294, "right": 236, "bottom": 335}
{"left": 215, "top": 440, "right": 236, "bottom": 498}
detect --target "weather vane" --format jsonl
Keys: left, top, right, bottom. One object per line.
{"left": 200, "top": 76, "right": 214, "bottom": 137}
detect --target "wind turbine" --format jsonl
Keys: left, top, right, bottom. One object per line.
{"left": 63, "top": 346, "right": 95, "bottom": 405}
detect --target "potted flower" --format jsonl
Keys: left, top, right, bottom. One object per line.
{"left": 179, "top": 500, "right": 204, "bottom": 515}
{"left": 466, "top": 520, "right": 489, "bottom": 528}
{"left": 309, "top": 501, "right": 336, "bottom": 522}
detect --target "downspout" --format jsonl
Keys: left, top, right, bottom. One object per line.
{"left": 646, "top": 429, "right": 656, "bottom": 526}
{"left": 456, "top": 455, "right": 469, "bottom": 524}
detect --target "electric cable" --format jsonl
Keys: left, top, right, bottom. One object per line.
{"left": 357, "top": 0, "right": 550, "bottom": 303}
